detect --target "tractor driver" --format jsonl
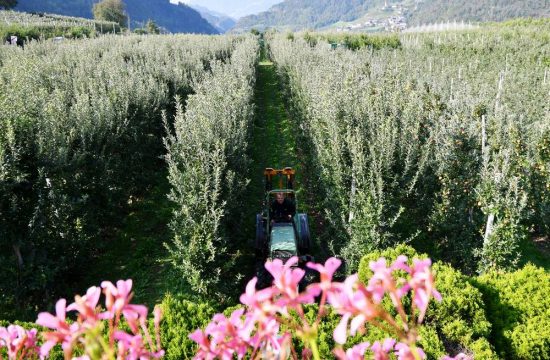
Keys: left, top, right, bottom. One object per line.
{"left": 270, "top": 192, "right": 296, "bottom": 223}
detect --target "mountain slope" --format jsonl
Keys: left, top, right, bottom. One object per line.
{"left": 15, "top": 0, "right": 218, "bottom": 34}
{"left": 234, "top": 0, "right": 381, "bottom": 31}
{"left": 189, "top": 4, "right": 236, "bottom": 33}
{"left": 234, "top": 0, "right": 550, "bottom": 32}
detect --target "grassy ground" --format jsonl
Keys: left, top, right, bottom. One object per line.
{"left": 250, "top": 53, "right": 301, "bottom": 190}
{"left": 236, "top": 47, "right": 303, "bottom": 279}
{"left": 81, "top": 175, "right": 179, "bottom": 309}
{"left": 242, "top": 46, "right": 332, "bottom": 267}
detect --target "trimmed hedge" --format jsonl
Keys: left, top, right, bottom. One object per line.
{"left": 159, "top": 294, "right": 216, "bottom": 360}
{"left": 475, "top": 264, "right": 550, "bottom": 360}
{"left": 358, "top": 244, "right": 497, "bottom": 359}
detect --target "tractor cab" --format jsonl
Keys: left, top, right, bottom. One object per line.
{"left": 255, "top": 168, "right": 311, "bottom": 261}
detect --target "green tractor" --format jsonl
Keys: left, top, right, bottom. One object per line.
{"left": 254, "top": 167, "right": 313, "bottom": 287}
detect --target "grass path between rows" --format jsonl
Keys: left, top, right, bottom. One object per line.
{"left": 237, "top": 45, "right": 331, "bottom": 283}
{"left": 244, "top": 52, "right": 301, "bottom": 213}
{"left": 80, "top": 175, "right": 178, "bottom": 310}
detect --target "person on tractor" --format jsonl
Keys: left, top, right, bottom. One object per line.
{"left": 270, "top": 192, "right": 296, "bottom": 224}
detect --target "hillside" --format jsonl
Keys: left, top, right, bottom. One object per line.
{"left": 190, "top": 4, "right": 236, "bottom": 33}
{"left": 234, "top": 0, "right": 381, "bottom": 31}
{"left": 15, "top": 0, "right": 218, "bottom": 34}
{"left": 234, "top": 0, "right": 550, "bottom": 32}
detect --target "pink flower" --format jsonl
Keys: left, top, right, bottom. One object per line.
{"left": 154, "top": 306, "right": 163, "bottom": 350}
{"left": 123, "top": 304, "right": 149, "bottom": 334}
{"left": 67, "top": 286, "right": 104, "bottom": 327}
{"left": 101, "top": 280, "right": 150, "bottom": 334}
{"left": 371, "top": 338, "right": 396, "bottom": 360}
{"left": 391, "top": 256, "right": 411, "bottom": 273}
{"left": 115, "top": 331, "right": 164, "bottom": 360}
{"left": 333, "top": 312, "right": 351, "bottom": 345}
{"left": 265, "top": 257, "right": 314, "bottom": 309}
{"left": 248, "top": 315, "right": 283, "bottom": 354}
{"left": 409, "top": 259, "right": 442, "bottom": 322}
{"left": 368, "top": 258, "right": 402, "bottom": 305}
{"left": 334, "top": 342, "right": 370, "bottom": 360}
{"left": 327, "top": 275, "right": 381, "bottom": 344}
{"left": 36, "top": 298, "right": 80, "bottom": 358}
{"left": 307, "top": 257, "right": 341, "bottom": 292}
{"left": 394, "top": 342, "right": 426, "bottom": 360}
{"left": 189, "top": 309, "right": 254, "bottom": 359}
{"left": 189, "top": 329, "right": 214, "bottom": 360}
{"left": 239, "top": 277, "right": 277, "bottom": 317}
{"left": 101, "top": 279, "right": 134, "bottom": 317}
{"left": 0, "top": 325, "right": 39, "bottom": 360}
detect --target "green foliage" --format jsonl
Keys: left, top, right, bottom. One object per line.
{"left": 235, "top": 0, "right": 379, "bottom": 31}
{"left": 0, "top": 10, "right": 122, "bottom": 41}
{"left": 159, "top": 294, "right": 216, "bottom": 360}
{"left": 475, "top": 264, "right": 550, "bottom": 359}
{"left": 16, "top": 0, "right": 219, "bottom": 34}
{"left": 0, "top": 0, "right": 16, "bottom": 10}
{"left": 409, "top": 0, "right": 550, "bottom": 26}
{"left": 308, "top": 33, "right": 402, "bottom": 51}
{"left": 165, "top": 36, "right": 259, "bottom": 299}
{"left": 92, "top": 0, "right": 127, "bottom": 28}
{"left": 269, "top": 25, "right": 549, "bottom": 274}
{"left": 358, "top": 245, "right": 497, "bottom": 359}
{"left": 145, "top": 19, "right": 159, "bottom": 34}
{"left": 0, "top": 34, "right": 235, "bottom": 321}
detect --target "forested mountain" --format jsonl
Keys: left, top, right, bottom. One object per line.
{"left": 234, "top": 0, "right": 550, "bottom": 31}
{"left": 189, "top": 4, "right": 236, "bottom": 33}
{"left": 234, "top": 0, "right": 381, "bottom": 31}
{"left": 15, "top": 0, "right": 219, "bottom": 34}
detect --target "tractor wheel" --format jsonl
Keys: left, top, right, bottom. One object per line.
{"left": 255, "top": 214, "right": 266, "bottom": 254}
{"left": 297, "top": 213, "right": 311, "bottom": 253}
{"left": 255, "top": 259, "right": 273, "bottom": 290}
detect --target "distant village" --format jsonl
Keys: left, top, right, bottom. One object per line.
{"left": 335, "top": 1, "right": 408, "bottom": 32}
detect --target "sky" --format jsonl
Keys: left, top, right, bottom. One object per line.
{"left": 170, "top": 0, "right": 284, "bottom": 19}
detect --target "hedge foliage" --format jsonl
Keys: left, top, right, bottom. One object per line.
{"left": 358, "top": 245, "right": 496, "bottom": 359}
{"left": 0, "top": 34, "right": 236, "bottom": 321}
{"left": 159, "top": 294, "right": 216, "bottom": 360}
{"left": 476, "top": 264, "right": 550, "bottom": 359}
{"left": 165, "top": 35, "right": 259, "bottom": 298}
